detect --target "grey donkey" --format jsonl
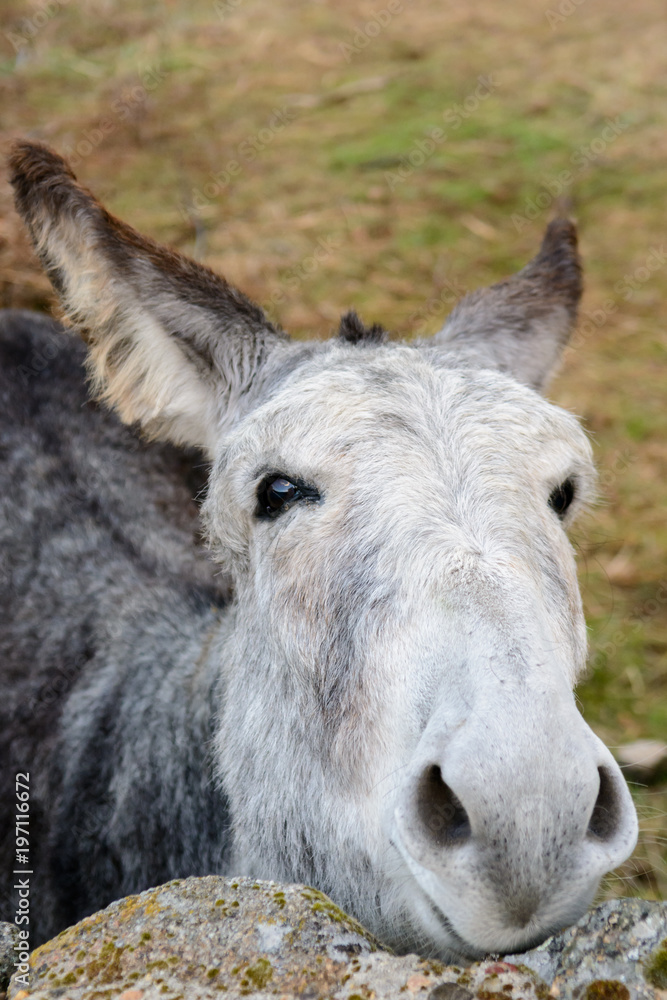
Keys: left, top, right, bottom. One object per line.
{"left": 1, "top": 141, "right": 638, "bottom": 959}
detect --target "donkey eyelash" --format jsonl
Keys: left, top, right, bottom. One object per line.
{"left": 548, "top": 476, "right": 577, "bottom": 519}
{"left": 255, "top": 473, "right": 321, "bottom": 520}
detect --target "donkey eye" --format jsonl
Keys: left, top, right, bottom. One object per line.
{"left": 256, "top": 475, "right": 320, "bottom": 519}
{"left": 548, "top": 478, "right": 576, "bottom": 519}
{"left": 260, "top": 477, "right": 299, "bottom": 514}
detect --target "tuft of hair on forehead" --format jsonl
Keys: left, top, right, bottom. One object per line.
{"left": 337, "top": 310, "right": 388, "bottom": 345}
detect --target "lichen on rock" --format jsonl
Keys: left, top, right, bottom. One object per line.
{"left": 6, "top": 883, "right": 666, "bottom": 1000}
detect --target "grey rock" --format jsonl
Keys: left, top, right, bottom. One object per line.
{"left": 506, "top": 927, "right": 569, "bottom": 985}
{"left": 330, "top": 953, "right": 548, "bottom": 999}
{"left": 507, "top": 897, "right": 667, "bottom": 999}
{"left": 7, "top": 880, "right": 664, "bottom": 1000}
{"left": 7, "top": 876, "right": 548, "bottom": 1000}
{"left": 429, "top": 985, "right": 476, "bottom": 1000}
{"left": 0, "top": 921, "right": 19, "bottom": 992}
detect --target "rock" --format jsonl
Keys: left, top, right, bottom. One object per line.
{"left": 7, "top": 880, "right": 665, "bottom": 999}
{"left": 334, "top": 956, "right": 548, "bottom": 1000}
{"left": 0, "top": 921, "right": 20, "bottom": 992}
{"left": 506, "top": 897, "right": 667, "bottom": 1000}
{"left": 7, "top": 877, "right": 547, "bottom": 1000}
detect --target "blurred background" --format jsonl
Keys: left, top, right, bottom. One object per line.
{"left": 0, "top": 0, "right": 665, "bottom": 900}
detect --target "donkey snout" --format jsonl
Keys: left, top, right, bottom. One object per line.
{"left": 393, "top": 723, "right": 638, "bottom": 954}
{"left": 414, "top": 763, "right": 472, "bottom": 849}
{"left": 409, "top": 758, "right": 632, "bottom": 861}
{"left": 587, "top": 763, "right": 626, "bottom": 842}
{"left": 580, "top": 748, "right": 639, "bottom": 869}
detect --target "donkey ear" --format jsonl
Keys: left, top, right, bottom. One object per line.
{"left": 432, "top": 219, "right": 582, "bottom": 391}
{"left": 9, "top": 141, "right": 288, "bottom": 455}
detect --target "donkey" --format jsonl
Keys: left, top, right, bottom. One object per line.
{"left": 1, "top": 140, "right": 637, "bottom": 960}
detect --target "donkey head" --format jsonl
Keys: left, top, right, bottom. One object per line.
{"left": 10, "top": 142, "right": 638, "bottom": 960}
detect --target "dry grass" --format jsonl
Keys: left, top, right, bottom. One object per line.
{"left": 1, "top": 0, "right": 665, "bottom": 899}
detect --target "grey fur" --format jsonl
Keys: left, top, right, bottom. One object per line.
{"left": 433, "top": 218, "right": 581, "bottom": 390}
{"left": 1, "top": 142, "right": 638, "bottom": 959}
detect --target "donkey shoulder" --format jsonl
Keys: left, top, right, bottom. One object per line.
{"left": 0, "top": 310, "right": 231, "bottom": 936}
{"left": 0, "top": 308, "right": 227, "bottom": 688}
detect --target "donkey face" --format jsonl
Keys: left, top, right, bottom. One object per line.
{"left": 207, "top": 351, "right": 632, "bottom": 958}
{"left": 10, "top": 142, "right": 638, "bottom": 960}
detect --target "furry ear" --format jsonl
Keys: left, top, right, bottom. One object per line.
{"left": 9, "top": 141, "right": 288, "bottom": 455}
{"left": 432, "top": 219, "right": 582, "bottom": 392}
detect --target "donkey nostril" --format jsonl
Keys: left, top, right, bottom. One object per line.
{"left": 587, "top": 766, "right": 621, "bottom": 842}
{"left": 416, "top": 765, "right": 471, "bottom": 848}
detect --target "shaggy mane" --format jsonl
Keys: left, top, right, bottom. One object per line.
{"left": 337, "top": 310, "right": 388, "bottom": 345}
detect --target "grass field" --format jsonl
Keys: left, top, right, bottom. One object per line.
{"left": 1, "top": 0, "right": 665, "bottom": 900}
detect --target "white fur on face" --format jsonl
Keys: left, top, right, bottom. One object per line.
{"left": 204, "top": 343, "right": 637, "bottom": 960}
